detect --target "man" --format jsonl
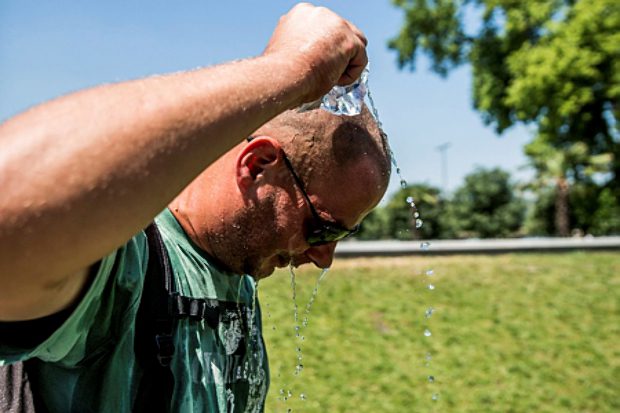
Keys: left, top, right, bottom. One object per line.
{"left": 0, "top": 3, "right": 390, "bottom": 412}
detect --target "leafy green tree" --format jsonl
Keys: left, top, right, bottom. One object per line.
{"left": 384, "top": 183, "right": 444, "bottom": 239}
{"left": 442, "top": 167, "right": 525, "bottom": 238}
{"left": 389, "top": 0, "right": 620, "bottom": 235}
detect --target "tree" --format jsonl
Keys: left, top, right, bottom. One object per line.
{"left": 384, "top": 183, "right": 444, "bottom": 239}
{"left": 522, "top": 178, "right": 617, "bottom": 236}
{"left": 524, "top": 138, "right": 613, "bottom": 235}
{"left": 389, "top": 0, "right": 620, "bottom": 235}
{"left": 442, "top": 167, "right": 525, "bottom": 238}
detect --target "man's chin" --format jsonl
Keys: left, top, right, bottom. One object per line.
{"left": 248, "top": 267, "right": 276, "bottom": 280}
{"left": 261, "top": 260, "right": 287, "bottom": 277}
{"left": 243, "top": 261, "right": 275, "bottom": 280}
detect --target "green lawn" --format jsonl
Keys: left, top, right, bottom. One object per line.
{"left": 258, "top": 252, "right": 619, "bottom": 413}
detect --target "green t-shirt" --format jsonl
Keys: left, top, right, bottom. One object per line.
{"left": 0, "top": 209, "right": 269, "bottom": 412}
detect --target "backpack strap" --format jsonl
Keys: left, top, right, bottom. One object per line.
{"left": 170, "top": 295, "right": 220, "bottom": 329}
{"left": 133, "top": 222, "right": 176, "bottom": 413}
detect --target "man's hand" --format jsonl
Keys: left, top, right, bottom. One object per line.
{"left": 263, "top": 3, "right": 368, "bottom": 106}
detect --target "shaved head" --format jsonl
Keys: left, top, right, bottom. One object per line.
{"left": 254, "top": 105, "right": 391, "bottom": 193}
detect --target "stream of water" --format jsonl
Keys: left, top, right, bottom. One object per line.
{"left": 369, "top": 82, "right": 440, "bottom": 404}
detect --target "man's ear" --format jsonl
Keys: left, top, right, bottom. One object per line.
{"left": 236, "top": 136, "right": 282, "bottom": 191}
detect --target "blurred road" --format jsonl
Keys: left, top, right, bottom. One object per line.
{"left": 335, "top": 236, "right": 620, "bottom": 256}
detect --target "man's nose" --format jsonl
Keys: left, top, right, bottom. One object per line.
{"left": 304, "top": 242, "right": 337, "bottom": 269}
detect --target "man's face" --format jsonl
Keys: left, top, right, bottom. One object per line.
{"left": 235, "top": 154, "right": 386, "bottom": 279}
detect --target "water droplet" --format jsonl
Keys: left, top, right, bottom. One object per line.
{"left": 428, "top": 375, "right": 435, "bottom": 383}
{"left": 420, "top": 242, "right": 431, "bottom": 251}
{"left": 406, "top": 196, "right": 414, "bottom": 204}
{"left": 425, "top": 269, "right": 434, "bottom": 276}
{"left": 428, "top": 284, "right": 435, "bottom": 290}
{"left": 287, "top": 390, "right": 292, "bottom": 398}
{"left": 300, "top": 393, "right": 307, "bottom": 401}
{"left": 400, "top": 179, "right": 407, "bottom": 189}
{"left": 425, "top": 352, "right": 432, "bottom": 361}
{"left": 424, "top": 329, "right": 432, "bottom": 337}
{"left": 432, "top": 393, "right": 439, "bottom": 401}
{"left": 425, "top": 307, "right": 434, "bottom": 318}
{"left": 414, "top": 211, "right": 420, "bottom": 218}
{"left": 415, "top": 218, "right": 423, "bottom": 229}
{"left": 272, "top": 326, "right": 276, "bottom": 330}
{"left": 279, "top": 389, "right": 285, "bottom": 395}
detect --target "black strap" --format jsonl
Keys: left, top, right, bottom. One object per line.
{"left": 170, "top": 295, "right": 220, "bottom": 329}
{"left": 133, "top": 223, "right": 176, "bottom": 413}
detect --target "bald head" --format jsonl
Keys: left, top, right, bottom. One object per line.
{"left": 254, "top": 105, "right": 391, "bottom": 192}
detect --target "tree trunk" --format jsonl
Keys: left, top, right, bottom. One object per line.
{"left": 555, "top": 177, "right": 570, "bottom": 237}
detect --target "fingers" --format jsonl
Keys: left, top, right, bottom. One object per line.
{"left": 337, "top": 19, "right": 368, "bottom": 85}
{"left": 264, "top": 3, "right": 370, "bottom": 104}
{"left": 346, "top": 20, "right": 368, "bottom": 47}
{"left": 338, "top": 36, "right": 368, "bottom": 86}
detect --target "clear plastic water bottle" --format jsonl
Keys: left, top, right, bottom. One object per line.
{"left": 298, "top": 67, "right": 369, "bottom": 116}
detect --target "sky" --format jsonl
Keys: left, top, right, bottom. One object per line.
{"left": 0, "top": 0, "right": 534, "bottom": 199}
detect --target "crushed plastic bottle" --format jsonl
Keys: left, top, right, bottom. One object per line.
{"left": 298, "top": 67, "right": 369, "bottom": 116}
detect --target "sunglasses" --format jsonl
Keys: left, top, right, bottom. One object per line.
{"left": 247, "top": 137, "right": 359, "bottom": 246}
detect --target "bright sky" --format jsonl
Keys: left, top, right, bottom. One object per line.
{"left": 0, "top": 0, "right": 533, "bottom": 198}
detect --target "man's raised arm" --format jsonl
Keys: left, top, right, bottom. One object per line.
{"left": 0, "top": 3, "right": 367, "bottom": 320}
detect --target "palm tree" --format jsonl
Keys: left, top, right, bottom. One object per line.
{"left": 525, "top": 138, "right": 612, "bottom": 236}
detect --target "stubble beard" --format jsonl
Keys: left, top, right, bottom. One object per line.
{"left": 206, "top": 194, "right": 281, "bottom": 278}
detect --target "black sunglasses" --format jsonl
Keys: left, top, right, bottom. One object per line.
{"left": 247, "top": 136, "right": 359, "bottom": 246}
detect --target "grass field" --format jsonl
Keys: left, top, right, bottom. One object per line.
{"left": 258, "top": 252, "right": 619, "bottom": 413}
